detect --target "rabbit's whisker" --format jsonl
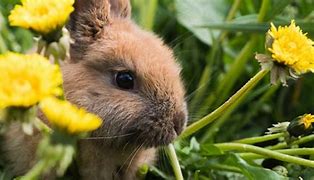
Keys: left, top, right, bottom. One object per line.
{"left": 82, "top": 132, "right": 135, "bottom": 140}
{"left": 169, "top": 33, "right": 191, "bottom": 49}
{"left": 160, "top": 147, "right": 169, "bottom": 173}
{"left": 185, "top": 82, "right": 209, "bottom": 102}
{"left": 124, "top": 141, "right": 146, "bottom": 176}
{"left": 114, "top": 142, "right": 144, "bottom": 178}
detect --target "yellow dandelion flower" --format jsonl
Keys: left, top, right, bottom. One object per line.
{"left": 268, "top": 20, "right": 314, "bottom": 74}
{"left": 300, "top": 114, "right": 314, "bottom": 129}
{"left": 9, "top": 0, "right": 74, "bottom": 34}
{"left": 287, "top": 114, "right": 314, "bottom": 137}
{"left": 40, "top": 97, "right": 102, "bottom": 134}
{"left": 0, "top": 53, "right": 62, "bottom": 109}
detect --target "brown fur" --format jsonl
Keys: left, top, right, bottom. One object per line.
{"left": 1, "top": 0, "right": 187, "bottom": 179}
{"left": 1, "top": 123, "right": 40, "bottom": 175}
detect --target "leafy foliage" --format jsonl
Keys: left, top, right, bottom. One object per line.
{"left": 1, "top": 0, "right": 314, "bottom": 179}
{"left": 136, "top": 0, "right": 314, "bottom": 179}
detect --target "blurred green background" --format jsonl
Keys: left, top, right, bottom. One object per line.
{"left": 1, "top": 0, "right": 314, "bottom": 179}
{"left": 132, "top": 0, "right": 314, "bottom": 143}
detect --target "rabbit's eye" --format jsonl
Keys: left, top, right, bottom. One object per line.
{"left": 115, "top": 71, "right": 134, "bottom": 90}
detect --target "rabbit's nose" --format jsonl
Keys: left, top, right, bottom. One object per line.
{"left": 173, "top": 111, "right": 187, "bottom": 135}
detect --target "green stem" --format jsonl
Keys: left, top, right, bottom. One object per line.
{"left": 211, "top": 0, "right": 270, "bottom": 106}
{"left": 240, "top": 148, "right": 314, "bottom": 159}
{"left": 199, "top": 0, "right": 271, "bottom": 140}
{"left": 236, "top": 84, "right": 279, "bottom": 131}
{"left": 166, "top": 144, "right": 183, "bottom": 180}
{"left": 21, "top": 160, "right": 48, "bottom": 180}
{"left": 139, "top": 0, "right": 158, "bottom": 30}
{"left": 189, "top": 0, "right": 242, "bottom": 112}
{"left": 212, "top": 0, "right": 242, "bottom": 43}
{"left": 233, "top": 133, "right": 285, "bottom": 144}
{"left": 0, "top": 12, "right": 7, "bottom": 53}
{"left": 201, "top": 85, "right": 277, "bottom": 142}
{"left": 180, "top": 69, "right": 269, "bottom": 139}
{"left": 200, "top": 88, "right": 247, "bottom": 143}
{"left": 36, "top": 38, "right": 46, "bottom": 54}
{"left": 207, "top": 164, "right": 242, "bottom": 173}
{"left": 226, "top": 0, "right": 242, "bottom": 21}
{"left": 269, "top": 134, "right": 314, "bottom": 150}
{"left": 0, "top": 33, "right": 7, "bottom": 53}
{"left": 189, "top": 64, "right": 212, "bottom": 112}
{"left": 34, "top": 117, "right": 52, "bottom": 134}
{"left": 257, "top": 0, "right": 270, "bottom": 23}
{"left": 215, "top": 143, "right": 314, "bottom": 168}
{"left": 214, "top": 37, "right": 258, "bottom": 106}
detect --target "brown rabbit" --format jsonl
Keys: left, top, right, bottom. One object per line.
{"left": 1, "top": 0, "right": 187, "bottom": 179}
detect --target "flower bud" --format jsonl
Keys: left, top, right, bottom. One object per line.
{"left": 287, "top": 114, "right": 314, "bottom": 137}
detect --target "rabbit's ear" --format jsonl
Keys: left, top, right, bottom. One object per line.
{"left": 68, "top": 0, "right": 131, "bottom": 41}
{"left": 67, "top": 0, "right": 110, "bottom": 42}
{"left": 67, "top": 0, "right": 131, "bottom": 61}
{"left": 109, "top": 0, "right": 131, "bottom": 18}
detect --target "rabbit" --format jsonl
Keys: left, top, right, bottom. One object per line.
{"left": 1, "top": 0, "right": 188, "bottom": 179}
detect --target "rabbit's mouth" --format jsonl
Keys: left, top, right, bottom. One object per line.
{"left": 129, "top": 127, "right": 178, "bottom": 148}
{"left": 124, "top": 113, "right": 186, "bottom": 147}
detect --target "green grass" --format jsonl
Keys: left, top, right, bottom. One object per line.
{"left": 133, "top": 0, "right": 314, "bottom": 179}
{"left": 1, "top": 0, "right": 314, "bottom": 179}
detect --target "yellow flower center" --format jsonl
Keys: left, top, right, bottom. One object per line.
{"left": 268, "top": 20, "right": 314, "bottom": 74}
{"left": 32, "top": 6, "right": 49, "bottom": 16}
{"left": 300, "top": 114, "right": 314, "bottom": 129}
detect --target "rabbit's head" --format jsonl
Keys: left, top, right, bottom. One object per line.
{"left": 63, "top": 0, "right": 187, "bottom": 147}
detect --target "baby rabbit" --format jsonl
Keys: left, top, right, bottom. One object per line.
{"left": 1, "top": 0, "right": 187, "bottom": 179}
